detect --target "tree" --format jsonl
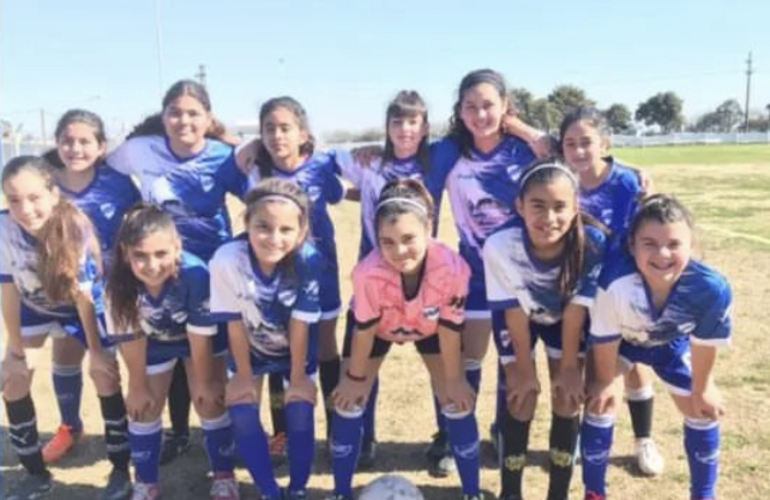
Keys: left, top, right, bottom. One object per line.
{"left": 547, "top": 85, "right": 595, "bottom": 121}
{"left": 603, "top": 104, "right": 633, "bottom": 134}
{"left": 692, "top": 112, "right": 723, "bottom": 132}
{"left": 1, "top": 119, "right": 11, "bottom": 138}
{"left": 714, "top": 99, "right": 742, "bottom": 131}
{"left": 530, "top": 98, "right": 560, "bottom": 133}
{"left": 635, "top": 92, "right": 684, "bottom": 133}
{"left": 508, "top": 87, "right": 536, "bottom": 123}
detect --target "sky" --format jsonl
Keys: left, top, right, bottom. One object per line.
{"left": 1, "top": 0, "right": 769, "bottom": 141}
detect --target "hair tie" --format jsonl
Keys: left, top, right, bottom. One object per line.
{"left": 257, "top": 194, "right": 304, "bottom": 211}
{"left": 375, "top": 197, "right": 428, "bottom": 215}
{"left": 520, "top": 162, "right": 578, "bottom": 188}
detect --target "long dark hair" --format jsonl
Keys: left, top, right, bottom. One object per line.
{"left": 107, "top": 203, "right": 180, "bottom": 331}
{"left": 255, "top": 96, "right": 316, "bottom": 180}
{"left": 518, "top": 158, "right": 605, "bottom": 299}
{"left": 383, "top": 90, "right": 431, "bottom": 174}
{"left": 244, "top": 178, "right": 312, "bottom": 277}
{"left": 448, "top": 69, "right": 510, "bottom": 157}
{"left": 127, "top": 79, "right": 227, "bottom": 140}
{"left": 43, "top": 109, "right": 108, "bottom": 169}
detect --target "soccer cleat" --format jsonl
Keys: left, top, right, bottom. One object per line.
{"left": 269, "top": 432, "right": 288, "bottom": 464}
{"left": 635, "top": 437, "right": 665, "bottom": 476}
{"left": 130, "top": 482, "right": 161, "bottom": 500}
{"left": 42, "top": 424, "right": 80, "bottom": 464}
{"left": 462, "top": 495, "right": 484, "bottom": 500}
{"left": 426, "top": 431, "right": 456, "bottom": 478}
{"left": 210, "top": 472, "right": 239, "bottom": 500}
{"left": 159, "top": 431, "right": 191, "bottom": 466}
{"left": 584, "top": 491, "right": 606, "bottom": 500}
{"left": 99, "top": 469, "right": 132, "bottom": 500}
{"left": 357, "top": 438, "right": 377, "bottom": 470}
{"left": 5, "top": 473, "right": 53, "bottom": 500}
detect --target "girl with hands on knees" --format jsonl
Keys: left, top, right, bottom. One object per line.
{"left": 209, "top": 179, "right": 323, "bottom": 500}
{"left": 0, "top": 156, "right": 130, "bottom": 500}
{"left": 483, "top": 159, "right": 606, "bottom": 500}
{"left": 106, "top": 204, "right": 237, "bottom": 500}
{"left": 328, "top": 179, "right": 481, "bottom": 500}
{"left": 582, "top": 194, "right": 731, "bottom": 500}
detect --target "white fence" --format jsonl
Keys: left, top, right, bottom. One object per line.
{"left": 611, "top": 132, "right": 770, "bottom": 147}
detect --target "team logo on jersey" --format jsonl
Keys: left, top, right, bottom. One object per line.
{"left": 200, "top": 175, "right": 215, "bottom": 192}
{"left": 304, "top": 280, "right": 320, "bottom": 297}
{"left": 278, "top": 289, "right": 298, "bottom": 306}
{"left": 423, "top": 306, "right": 439, "bottom": 320}
{"left": 306, "top": 186, "right": 321, "bottom": 202}
{"left": 100, "top": 202, "right": 116, "bottom": 219}
{"left": 505, "top": 164, "right": 523, "bottom": 181}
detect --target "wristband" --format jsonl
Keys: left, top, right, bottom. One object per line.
{"left": 346, "top": 369, "right": 366, "bottom": 382}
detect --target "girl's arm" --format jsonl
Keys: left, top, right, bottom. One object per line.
{"left": 332, "top": 322, "right": 377, "bottom": 412}
{"left": 189, "top": 333, "right": 214, "bottom": 388}
{"left": 347, "top": 323, "right": 376, "bottom": 380}
{"left": 690, "top": 343, "right": 723, "bottom": 419}
{"left": 227, "top": 320, "right": 252, "bottom": 381}
{"left": 285, "top": 318, "right": 316, "bottom": 404}
{"left": 1, "top": 283, "right": 25, "bottom": 357}
{"left": 586, "top": 339, "right": 621, "bottom": 415}
{"left": 74, "top": 291, "right": 106, "bottom": 353}
{"left": 502, "top": 114, "right": 552, "bottom": 158}
{"left": 118, "top": 335, "right": 155, "bottom": 420}
{"left": 555, "top": 302, "right": 587, "bottom": 407}
{"left": 437, "top": 323, "right": 475, "bottom": 413}
{"left": 503, "top": 306, "right": 539, "bottom": 415}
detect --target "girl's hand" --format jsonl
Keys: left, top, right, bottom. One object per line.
{"left": 225, "top": 374, "right": 256, "bottom": 406}
{"left": 530, "top": 133, "right": 555, "bottom": 159}
{"left": 692, "top": 385, "right": 725, "bottom": 420}
{"left": 350, "top": 145, "right": 384, "bottom": 168}
{"left": 88, "top": 349, "right": 120, "bottom": 387}
{"left": 126, "top": 385, "right": 155, "bottom": 421}
{"left": 1, "top": 349, "right": 31, "bottom": 393}
{"left": 235, "top": 139, "right": 259, "bottom": 174}
{"left": 444, "top": 379, "right": 476, "bottom": 414}
{"left": 285, "top": 375, "right": 317, "bottom": 405}
{"left": 506, "top": 366, "right": 540, "bottom": 415}
{"left": 553, "top": 365, "right": 585, "bottom": 408}
{"left": 332, "top": 376, "right": 368, "bottom": 413}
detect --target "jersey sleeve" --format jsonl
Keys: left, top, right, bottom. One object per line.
{"left": 105, "top": 140, "right": 139, "bottom": 176}
{"left": 209, "top": 249, "right": 243, "bottom": 322}
{"left": 0, "top": 226, "right": 13, "bottom": 282}
{"left": 218, "top": 149, "right": 249, "bottom": 200}
{"left": 571, "top": 230, "right": 606, "bottom": 308}
{"left": 691, "top": 281, "right": 732, "bottom": 347}
{"left": 588, "top": 284, "right": 623, "bottom": 344}
{"left": 185, "top": 265, "right": 217, "bottom": 336}
{"left": 330, "top": 148, "right": 363, "bottom": 189}
{"left": 351, "top": 262, "right": 382, "bottom": 328}
{"left": 323, "top": 155, "right": 346, "bottom": 205}
{"left": 291, "top": 252, "right": 322, "bottom": 324}
{"left": 483, "top": 233, "right": 521, "bottom": 311}
{"left": 438, "top": 256, "right": 470, "bottom": 332}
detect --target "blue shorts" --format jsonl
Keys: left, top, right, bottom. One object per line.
{"left": 619, "top": 337, "right": 692, "bottom": 396}
{"left": 227, "top": 322, "right": 319, "bottom": 377}
{"left": 492, "top": 311, "right": 587, "bottom": 363}
{"left": 341, "top": 310, "right": 441, "bottom": 358}
{"left": 319, "top": 262, "right": 341, "bottom": 320}
{"left": 465, "top": 273, "right": 490, "bottom": 320}
{"left": 20, "top": 302, "right": 112, "bottom": 348}
{"left": 146, "top": 324, "right": 229, "bottom": 375}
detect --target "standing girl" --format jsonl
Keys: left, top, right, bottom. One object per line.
{"left": 582, "top": 194, "right": 730, "bottom": 500}
{"left": 107, "top": 80, "right": 249, "bottom": 464}
{"left": 483, "top": 160, "right": 606, "bottom": 500}
{"left": 329, "top": 179, "right": 481, "bottom": 500}
{"left": 39, "top": 109, "right": 141, "bottom": 465}
{"left": 560, "top": 106, "right": 664, "bottom": 476}
{"left": 1, "top": 156, "right": 131, "bottom": 500}
{"left": 210, "top": 178, "right": 322, "bottom": 500}
{"left": 240, "top": 97, "right": 346, "bottom": 447}
{"left": 105, "top": 204, "right": 237, "bottom": 500}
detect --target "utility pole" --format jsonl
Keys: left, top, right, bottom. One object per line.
{"left": 39, "top": 108, "right": 47, "bottom": 143}
{"left": 195, "top": 64, "right": 207, "bottom": 89}
{"left": 744, "top": 51, "right": 753, "bottom": 132}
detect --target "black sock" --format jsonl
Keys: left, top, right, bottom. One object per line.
{"left": 99, "top": 392, "right": 130, "bottom": 472}
{"left": 500, "top": 410, "right": 531, "bottom": 500}
{"left": 628, "top": 397, "right": 654, "bottom": 439}
{"left": 547, "top": 413, "right": 580, "bottom": 500}
{"left": 268, "top": 372, "right": 287, "bottom": 435}
{"left": 168, "top": 361, "right": 191, "bottom": 437}
{"left": 5, "top": 395, "right": 49, "bottom": 477}
{"left": 319, "top": 356, "right": 341, "bottom": 438}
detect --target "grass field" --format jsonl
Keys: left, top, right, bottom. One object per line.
{"left": 2, "top": 144, "right": 770, "bottom": 499}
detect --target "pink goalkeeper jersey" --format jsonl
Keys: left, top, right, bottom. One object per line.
{"left": 352, "top": 240, "right": 471, "bottom": 342}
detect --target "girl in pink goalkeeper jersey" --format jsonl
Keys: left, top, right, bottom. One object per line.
{"left": 328, "top": 179, "right": 482, "bottom": 500}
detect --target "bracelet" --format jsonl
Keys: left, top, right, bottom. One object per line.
{"left": 345, "top": 369, "right": 366, "bottom": 382}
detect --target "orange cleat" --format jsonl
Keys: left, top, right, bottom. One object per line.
{"left": 42, "top": 424, "right": 81, "bottom": 464}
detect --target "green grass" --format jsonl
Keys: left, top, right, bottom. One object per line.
{"left": 613, "top": 143, "right": 770, "bottom": 166}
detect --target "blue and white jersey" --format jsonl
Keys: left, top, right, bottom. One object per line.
{"left": 105, "top": 252, "right": 216, "bottom": 342}
{"left": 107, "top": 136, "right": 248, "bottom": 261}
{"left": 590, "top": 256, "right": 732, "bottom": 348}
{"left": 0, "top": 211, "right": 103, "bottom": 319}
{"left": 248, "top": 152, "right": 344, "bottom": 265}
{"left": 209, "top": 237, "right": 322, "bottom": 361}
{"left": 441, "top": 136, "right": 536, "bottom": 277}
{"left": 60, "top": 164, "right": 141, "bottom": 272}
{"left": 336, "top": 151, "right": 424, "bottom": 259}
{"left": 579, "top": 158, "right": 643, "bottom": 258}
{"left": 484, "top": 220, "right": 606, "bottom": 325}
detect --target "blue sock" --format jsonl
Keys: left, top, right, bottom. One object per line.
{"left": 128, "top": 419, "right": 162, "bottom": 484}
{"left": 286, "top": 401, "right": 315, "bottom": 494}
{"left": 363, "top": 377, "right": 378, "bottom": 442}
{"left": 52, "top": 364, "right": 83, "bottom": 431}
{"left": 331, "top": 409, "right": 364, "bottom": 498}
{"left": 581, "top": 413, "right": 615, "bottom": 496}
{"left": 201, "top": 413, "right": 235, "bottom": 474}
{"left": 228, "top": 403, "right": 280, "bottom": 499}
{"left": 445, "top": 410, "right": 480, "bottom": 496}
{"left": 684, "top": 419, "right": 720, "bottom": 500}
{"left": 433, "top": 394, "right": 447, "bottom": 433}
